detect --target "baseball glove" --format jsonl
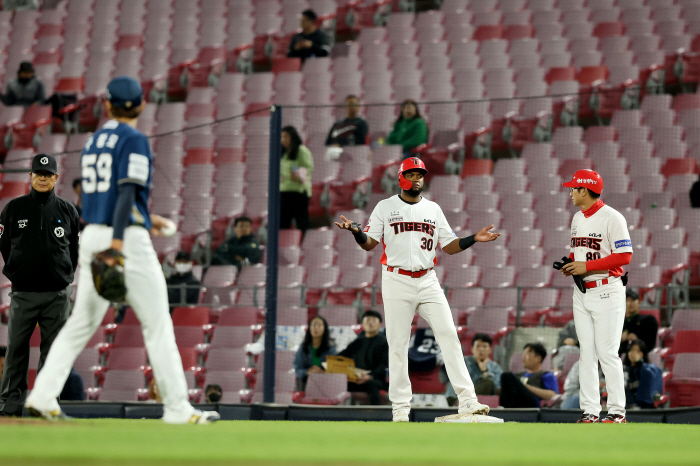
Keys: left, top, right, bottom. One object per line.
{"left": 91, "top": 248, "right": 127, "bottom": 303}
{"left": 553, "top": 256, "right": 586, "bottom": 294}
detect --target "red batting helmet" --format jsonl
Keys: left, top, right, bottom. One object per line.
{"left": 562, "top": 169, "right": 604, "bottom": 194}
{"left": 398, "top": 157, "right": 428, "bottom": 191}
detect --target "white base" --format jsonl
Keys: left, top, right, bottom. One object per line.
{"left": 434, "top": 414, "right": 504, "bottom": 424}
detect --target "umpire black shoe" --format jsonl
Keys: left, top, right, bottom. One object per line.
{"left": 577, "top": 413, "right": 600, "bottom": 423}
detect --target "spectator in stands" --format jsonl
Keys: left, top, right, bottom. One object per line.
{"left": 287, "top": 9, "right": 331, "bottom": 63}
{"left": 532, "top": 112, "right": 552, "bottom": 142}
{"left": 211, "top": 216, "right": 262, "bottom": 269}
{"left": 280, "top": 126, "right": 314, "bottom": 237}
{"left": 645, "top": 66, "right": 664, "bottom": 95}
{"left": 559, "top": 96, "right": 578, "bottom": 127}
{"left": 294, "top": 315, "right": 336, "bottom": 391}
{"left": 0, "top": 61, "right": 46, "bottom": 107}
{"left": 59, "top": 368, "right": 85, "bottom": 401}
{"left": 443, "top": 333, "right": 503, "bottom": 405}
{"left": 624, "top": 339, "right": 663, "bottom": 409}
{"left": 620, "top": 290, "right": 657, "bottom": 356}
{"left": 338, "top": 310, "right": 389, "bottom": 405}
{"left": 386, "top": 100, "right": 428, "bottom": 158}
{"left": 499, "top": 342, "right": 559, "bottom": 408}
{"left": 205, "top": 384, "right": 222, "bottom": 403}
{"left": 325, "top": 95, "right": 369, "bottom": 147}
{"left": 471, "top": 128, "right": 491, "bottom": 160}
{"left": 166, "top": 251, "right": 201, "bottom": 312}
{"left": 2, "top": 0, "right": 39, "bottom": 10}
{"left": 690, "top": 174, "right": 700, "bottom": 208}
{"left": 620, "top": 85, "right": 640, "bottom": 110}
{"left": 553, "top": 319, "right": 580, "bottom": 370}
{"left": 561, "top": 360, "right": 581, "bottom": 409}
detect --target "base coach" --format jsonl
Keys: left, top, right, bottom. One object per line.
{"left": 0, "top": 153, "right": 79, "bottom": 416}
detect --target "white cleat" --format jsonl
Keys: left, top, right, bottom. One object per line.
{"left": 392, "top": 410, "right": 410, "bottom": 423}
{"left": 188, "top": 410, "right": 220, "bottom": 424}
{"left": 25, "top": 402, "right": 72, "bottom": 421}
{"left": 459, "top": 400, "right": 490, "bottom": 416}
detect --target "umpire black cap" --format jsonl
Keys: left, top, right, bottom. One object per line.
{"left": 626, "top": 289, "right": 639, "bottom": 301}
{"left": 31, "top": 153, "right": 58, "bottom": 175}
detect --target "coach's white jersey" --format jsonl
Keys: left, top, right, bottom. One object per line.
{"left": 365, "top": 195, "right": 458, "bottom": 271}
{"left": 570, "top": 201, "right": 633, "bottom": 282}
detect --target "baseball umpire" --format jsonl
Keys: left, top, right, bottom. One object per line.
{"left": 0, "top": 153, "right": 80, "bottom": 416}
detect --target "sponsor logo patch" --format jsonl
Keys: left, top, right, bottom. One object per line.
{"left": 54, "top": 226, "right": 64, "bottom": 238}
{"left": 18, "top": 219, "right": 27, "bottom": 228}
{"left": 0, "top": 224, "right": 4, "bottom": 237}
{"left": 615, "top": 239, "right": 632, "bottom": 248}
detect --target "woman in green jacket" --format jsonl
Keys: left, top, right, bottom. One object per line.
{"left": 280, "top": 125, "right": 314, "bottom": 236}
{"left": 386, "top": 99, "right": 429, "bottom": 158}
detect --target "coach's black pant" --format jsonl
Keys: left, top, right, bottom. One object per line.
{"left": 280, "top": 191, "right": 309, "bottom": 236}
{"left": 0, "top": 287, "right": 71, "bottom": 416}
{"left": 499, "top": 372, "right": 540, "bottom": 408}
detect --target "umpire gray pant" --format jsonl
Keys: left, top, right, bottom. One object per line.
{"left": 0, "top": 286, "right": 71, "bottom": 416}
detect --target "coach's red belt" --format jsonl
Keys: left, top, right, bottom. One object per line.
{"left": 386, "top": 266, "right": 432, "bottom": 278}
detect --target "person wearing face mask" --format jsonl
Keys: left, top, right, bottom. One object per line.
{"left": 386, "top": 99, "right": 428, "bottom": 159}
{"left": 0, "top": 61, "right": 46, "bottom": 107}
{"left": 204, "top": 384, "right": 222, "bottom": 403}
{"left": 166, "top": 251, "right": 201, "bottom": 312}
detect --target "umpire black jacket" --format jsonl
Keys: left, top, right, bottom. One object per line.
{"left": 0, "top": 188, "right": 79, "bottom": 292}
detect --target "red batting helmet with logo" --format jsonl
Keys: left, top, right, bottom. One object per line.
{"left": 562, "top": 169, "right": 604, "bottom": 194}
{"left": 398, "top": 157, "right": 428, "bottom": 191}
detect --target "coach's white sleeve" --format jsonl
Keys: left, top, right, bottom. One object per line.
{"left": 436, "top": 205, "right": 458, "bottom": 248}
{"left": 609, "top": 211, "right": 633, "bottom": 253}
{"left": 365, "top": 203, "right": 384, "bottom": 243}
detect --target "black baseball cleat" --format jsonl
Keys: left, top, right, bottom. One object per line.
{"left": 601, "top": 413, "right": 627, "bottom": 423}
{"left": 577, "top": 413, "right": 600, "bottom": 423}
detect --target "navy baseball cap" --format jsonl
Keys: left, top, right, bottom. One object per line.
{"left": 106, "top": 76, "right": 143, "bottom": 109}
{"left": 31, "top": 153, "right": 58, "bottom": 174}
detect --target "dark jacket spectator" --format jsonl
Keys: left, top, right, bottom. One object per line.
{"left": 0, "top": 61, "right": 46, "bottom": 107}
{"left": 211, "top": 216, "right": 263, "bottom": 269}
{"left": 326, "top": 95, "right": 368, "bottom": 147}
{"left": 500, "top": 342, "right": 559, "bottom": 408}
{"left": 338, "top": 310, "right": 389, "bottom": 405}
{"left": 624, "top": 340, "right": 663, "bottom": 409}
{"left": 287, "top": 9, "right": 331, "bottom": 63}
{"left": 60, "top": 368, "right": 86, "bottom": 401}
{"left": 690, "top": 175, "right": 700, "bottom": 208}
{"left": 166, "top": 251, "right": 201, "bottom": 310}
{"left": 386, "top": 99, "right": 428, "bottom": 157}
{"left": 620, "top": 289, "right": 658, "bottom": 355}
{"left": 293, "top": 316, "right": 337, "bottom": 391}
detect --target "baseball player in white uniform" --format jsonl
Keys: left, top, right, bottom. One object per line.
{"left": 560, "top": 169, "right": 633, "bottom": 423}
{"left": 25, "top": 77, "right": 219, "bottom": 424}
{"left": 336, "top": 158, "right": 501, "bottom": 422}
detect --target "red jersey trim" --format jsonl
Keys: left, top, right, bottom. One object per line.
{"left": 582, "top": 199, "right": 605, "bottom": 218}
{"left": 380, "top": 238, "right": 387, "bottom": 266}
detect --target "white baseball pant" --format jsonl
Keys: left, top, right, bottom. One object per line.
{"left": 573, "top": 277, "right": 626, "bottom": 416}
{"left": 382, "top": 268, "right": 478, "bottom": 413}
{"left": 27, "top": 225, "right": 196, "bottom": 423}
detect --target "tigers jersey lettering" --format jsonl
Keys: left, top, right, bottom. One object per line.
{"left": 570, "top": 204, "right": 633, "bottom": 279}
{"left": 366, "top": 195, "right": 457, "bottom": 271}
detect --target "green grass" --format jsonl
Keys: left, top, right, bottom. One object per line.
{"left": 1, "top": 419, "right": 698, "bottom": 466}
